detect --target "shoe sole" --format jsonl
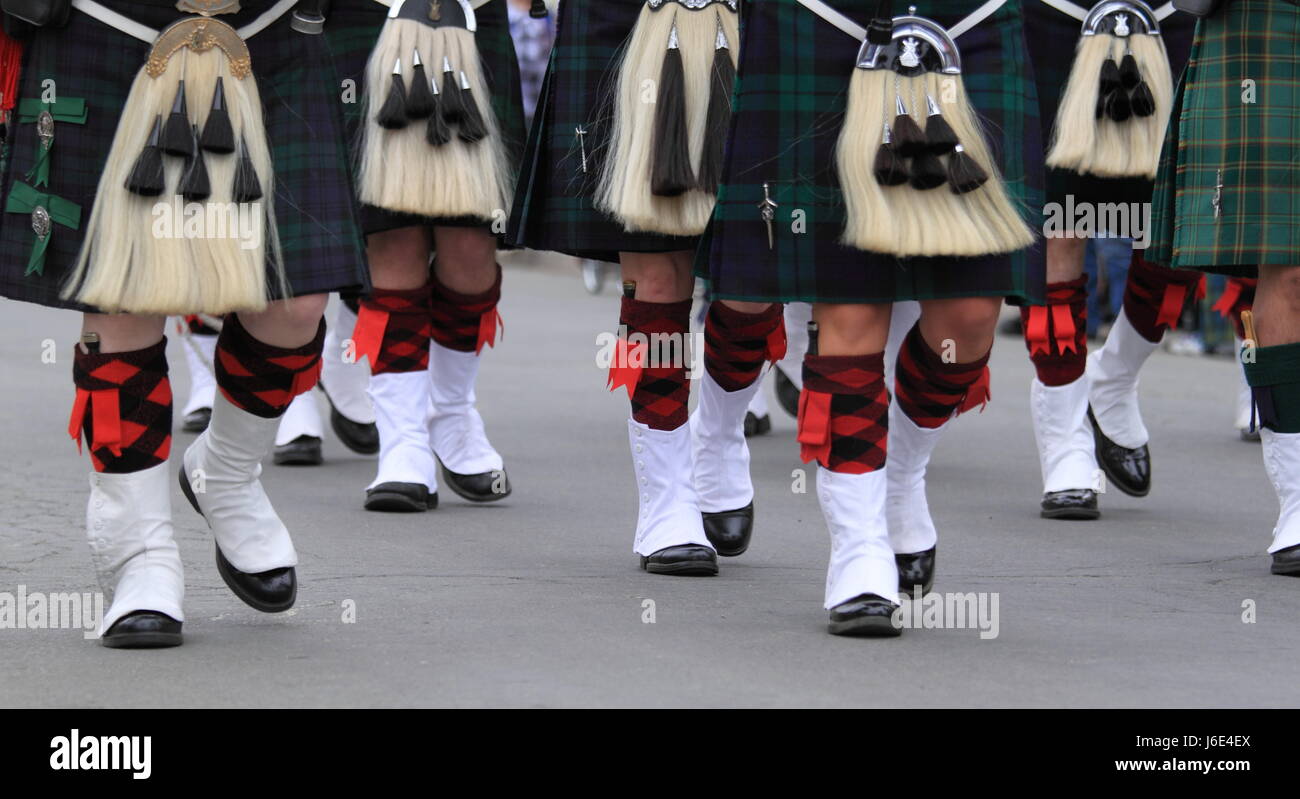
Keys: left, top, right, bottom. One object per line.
{"left": 178, "top": 470, "right": 297, "bottom": 613}
{"left": 828, "top": 617, "right": 902, "bottom": 637}
{"left": 273, "top": 450, "right": 323, "bottom": 466}
{"left": 1270, "top": 562, "right": 1300, "bottom": 576}
{"left": 1041, "top": 507, "right": 1101, "bottom": 520}
{"left": 101, "top": 631, "right": 183, "bottom": 648}
{"left": 322, "top": 388, "right": 380, "bottom": 455}
{"left": 640, "top": 560, "right": 719, "bottom": 576}
{"left": 364, "top": 491, "right": 437, "bottom": 512}
{"left": 438, "top": 463, "right": 512, "bottom": 504}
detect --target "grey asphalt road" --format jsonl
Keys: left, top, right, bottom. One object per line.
{"left": 1, "top": 258, "right": 1295, "bottom": 708}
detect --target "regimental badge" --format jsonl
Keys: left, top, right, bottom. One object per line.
{"left": 31, "top": 205, "right": 51, "bottom": 241}
{"left": 36, "top": 110, "right": 54, "bottom": 152}
{"left": 174, "top": 0, "right": 241, "bottom": 17}
{"left": 429, "top": 0, "right": 442, "bottom": 21}
{"left": 147, "top": 18, "right": 252, "bottom": 79}
{"left": 1114, "top": 13, "right": 1131, "bottom": 36}
{"left": 899, "top": 38, "right": 921, "bottom": 69}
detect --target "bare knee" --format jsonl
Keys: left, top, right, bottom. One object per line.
{"left": 718, "top": 300, "right": 773, "bottom": 315}
{"left": 368, "top": 226, "right": 433, "bottom": 289}
{"left": 919, "top": 297, "right": 1001, "bottom": 358}
{"left": 620, "top": 251, "right": 694, "bottom": 303}
{"left": 1261, "top": 265, "right": 1300, "bottom": 312}
{"left": 80, "top": 313, "right": 166, "bottom": 353}
{"left": 812, "top": 303, "right": 891, "bottom": 356}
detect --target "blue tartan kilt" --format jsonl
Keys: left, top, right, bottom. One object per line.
{"left": 0, "top": 0, "right": 370, "bottom": 311}
{"left": 702, "top": 0, "right": 1046, "bottom": 305}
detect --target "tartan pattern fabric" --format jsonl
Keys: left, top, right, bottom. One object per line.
{"left": 429, "top": 265, "right": 503, "bottom": 353}
{"left": 1022, "top": 277, "right": 1088, "bottom": 386}
{"left": 894, "top": 323, "right": 991, "bottom": 429}
{"left": 71, "top": 338, "right": 172, "bottom": 474}
{"left": 360, "top": 285, "right": 434, "bottom": 373}
{"left": 1024, "top": 1, "right": 1195, "bottom": 207}
{"left": 506, "top": 0, "right": 701, "bottom": 261}
{"left": 704, "top": 301, "right": 784, "bottom": 391}
{"left": 325, "top": 0, "right": 527, "bottom": 234}
{"left": 799, "top": 353, "right": 889, "bottom": 474}
{"left": 1123, "top": 251, "right": 1205, "bottom": 342}
{"left": 620, "top": 296, "right": 692, "bottom": 431}
{"left": 1148, "top": 0, "right": 1299, "bottom": 274}
{"left": 216, "top": 313, "right": 325, "bottom": 419}
{"left": 0, "top": 1, "right": 369, "bottom": 311}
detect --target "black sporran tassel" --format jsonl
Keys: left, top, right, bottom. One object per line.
{"left": 425, "top": 79, "right": 452, "bottom": 146}
{"left": 232, "top": 134, "right": 262, "bottom": 203}
{"left": 1099, "top": 57, "right": 1121, "bottom": 96}
{"left": 873, "top": 123, "right": 909, "bottom": 186}
{"left": 650, "top": 22, "right": 695, "bottom": 197}
{"left": 891, "top": 95, "right": 927, "bottom": 158}
{"left": 125, "top": 115, "right": 166, "bottom": 197}
{"left": 180, "top": 124, "right": 211, "bottom": 202}
{"left": 199, "top": 77, "right": 235, "bottom": 154}
{"left": 947, "top": 143, "right": 989, "bottom": 194}
{"left": 456, "top": 71, "right": 488, "bottom": 144}
{"left": 376, "top": 59, "right": 409, "bottom": 129}
{"left": 439, "top": 57, "right": 467, "bottom": 126}
{"left": 1118, "top": 52, "right": 1142, "bottom": 91}
{"left": 406, "top": 51, "right": 435, "bottom": 120}
{"left": 161, "top": 81, "right": 194, "bottom": 158}
{"left": 909, "top": 151, "right": 947, "bottom": 190}
{"left": 1130, "top": 80, "right": 1155, "bottom": 117}
{"left": 1106, "top": 86, "right": 1132, "bottom": 122}
{"left": 923, "top": 94, "right": 958, "bottom": 154}
{"left": 697, "top": 22, "right": 736, "bottom": 195}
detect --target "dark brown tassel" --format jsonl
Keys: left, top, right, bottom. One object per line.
{"left": 125, "top": 115, "right": 166, "bottom": 197}
{"left": 377, "top": 59, "right": 409, "bottom": 129}
{"left": 873, "top": 123, "right": 909, "bottom": 186}
{"left": 891, "top": 95, "right": 927, "bottom": 158}
{"left": 909, "top": 151, "right": 947, "bottom": 190}
{"left": 199, "top": 77, "right": 235, "bottom": 154}
{"left": 1099, "top": 57, "right": 1121, "bottom": 96}
{"left": 947, "top": 144, "right": 988, "bottom": 194}
{"left": 697, "top": 26, "right": 736, "bottom": 195}
{"left": 456, "top": 71, "right": 488, "bottom": 144}
{"left": 650, "top": 24, "right": 695, "bottom": 197}
{"left": 923, "top": 94, "right": 958, "bottom": 154}
{"left": 1105, "top": 88, "right": 1132, "bottom": 122}
{"left": 1129, "top": 80, "right": 1155, "bottom": 117}
{"left": 1119, "top": 53, "right": 1142, "bottom": 91}
{"left": 232, "top": 134, "right": 262, "bottom": 203}
{"left": 180, "top": 124, "right": 211, "bottom": 202}
{"left": 161, "top": 81, "right": 193, "bottom": 158}
{"left": 406, "top": 51, "right": 435, "bottom": 120}
{"left": 439, "top": 57, "right": 467, "bottom": 126}
{"left": 425, "top": 79, "right": 452, "bottom": 146}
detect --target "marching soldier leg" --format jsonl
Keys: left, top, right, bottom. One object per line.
{"left": 320, "top": 296, "right": 380, "bottom": 454}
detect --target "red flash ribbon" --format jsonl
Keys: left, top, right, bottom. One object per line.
{"left": 351, "top": 305, "right": 387, "bottom": 371}
{"left": 68, "top": 388, "right": 121, "bottom": 456}
{"left": 476, "top": 308, "right": 503, "bottom": 355}
{"left": 796, "top": 389, "right": 832, "bottom": 467}
{"left": 958, "top": 367, "right": 991, "bottom": 415}
{"left": 289, "top": 357, "right": 322, "bottom": 399}
{"left": 1212, "top": 279, "right": 1243, "bottom": 319}
{"left": 766, "top": 320, "right": 788, "bottom": 364}
{"left": 1025, "top": 306, "right": 1050, "bottom": 356}
{"left": 1156, "top": 283, "right": 1188, "bottom": 330}
{"left": 607, "top": 338, "right": 645, "bottom": 398}
{"left": 1050, "top": 303, "right": 1077, "bottom": 355}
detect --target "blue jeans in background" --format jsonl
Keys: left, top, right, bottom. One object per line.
{"left": 1084, "top": 237, "right": 1133, "bottom": 338}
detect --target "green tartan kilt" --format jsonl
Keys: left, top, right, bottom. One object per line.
{"left": 0, "top": 0, "right": 370, "bottom": 311}
{"left": 325, "top": 0, "right": 527, "bottom": 235}
{"left": 1148, "top": 0, "right": 1300, "bottom": 276}
{"left": 702, "top": 0, "right": 1046, "bottom": 305}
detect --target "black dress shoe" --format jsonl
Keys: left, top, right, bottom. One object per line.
{"left": 439, "top": 462, "right": 511, "bottom": 503}
{"left": 1271, "top": 543, "right": 1300, "bottom": 576}
{"left": 703, "top": 502, "right": 753, "bottom": 557}
{"left": 640, "top": 545, "right": 718, "bottom": 576}
{"left": 215, "top": 547, "right": 297, "bottom": 613}
{"left": 896, "top": 547, "right": 936, "bottom": 597}
{"left": 1041, "top": 489, "right": 1100, "bottom": 520}
{"left": 273, "top": 435, "right": 323, "bottom": 466}
{"left": 1088, "top": 406, "right": 1151, "bottom": 497}
{"left": 181, "top": 407, "right": 211, "bottom": 433}
{"left": 364, "top": 482, "right": 439, "bottom": 512}
{"left": 774, "top": 368, "right": 800, "bottom": 418}
{"left": 101, "top": 611, "right": 183, "bottom": 649}
{"left": 828, "top": 593, "right": 902, "bottom": 637}
{"left": 743, "top": 411, "right": 771, "bottom": 437}
{"left": 321, "top": 388, "right": 379, "bottom": 455}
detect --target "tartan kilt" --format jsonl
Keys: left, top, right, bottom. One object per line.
{"left": 1024, "top": 0, "right": 1196, "bottom": 207}
{"left": 0, "top": 0, "right": 369, "bottom": 312}
{"left": 505, "top": 0, "right": 700, "bottom": 262}
{"left": 325, "top": 0, "right": 527, "bottom": 235}
{"left": 1148, "top": 0, "right": 1300, "bottom": 276}
{"left": 702, "top": 0, "right": 1046, "bottom": 305}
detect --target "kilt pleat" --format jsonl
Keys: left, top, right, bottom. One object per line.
{"left": 702, "top": 0, "right": 1046, "bottom": 305}
{"left": 1024, "top": 0, "right": 1197, "bottom": 207}
{"left": 1148, "top": 0, "right": 1299, "bottom": 275}
{"left": 0, "top": 0, "right": 370, "bottom": 311}
{"left": 505, "top": 0, "right": 700, "bottom": 262}
{"left": 325, "top": 0, "right": 527, "bottom": 235}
